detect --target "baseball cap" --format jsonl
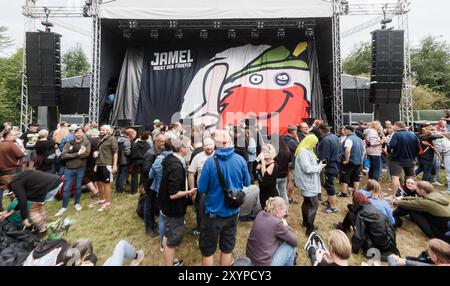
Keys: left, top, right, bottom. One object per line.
{"left": 203, "top": 137, "right": 215, "bottom": 148}
{"left": 153, "top": 119, "right": 160, "bottom": 124}
{"left": 345, "top": 125, "right": 355, "bottom": 132}
{"left": 69, "top": 124, "right": 78, "bottom": 131}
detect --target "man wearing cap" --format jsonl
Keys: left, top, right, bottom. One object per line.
{"left": 197, "top": 130, "right": 251, "bottom": 266}
{"left": 158, "top": 137, "right": 191, "bottom": 266}
{"left": 188, "top": 137, "right": 215, "bottom": 236}
{"left": 20, "top": 123, "right": 40, "bottom": 170}
{"left": 282, "top": 124, "right": 301, "bottom": 205}
{"left": 338, "top": 125, "right": 365, "bottom": 197}
{"left": 316, "top": 124, "right": 340, "bottom": 213}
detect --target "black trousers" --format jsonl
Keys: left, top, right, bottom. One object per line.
{"left": 302, "top": 196, "right": 319, "bottom": 232}
{"left": 341, "top": 204, "right": 357, "bottom": 231}
{"left": 130, "top": 162, "right": 145, "bottom": 194}
{"left": 394, "top": 207, "right": 450, "bottom": 243}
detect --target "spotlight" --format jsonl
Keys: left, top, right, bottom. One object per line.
{"left": 123, "top": 29, "right": 131, "bottom": 39}
{"left": 175, "top": 29, "right": 183, "bottom": 40}
{"left": 305, "top": 29, "right": 314, "bottom": 38}
{"left": 228, "top": 29, "right": 236, "bottom": 39}
{"left": 251, "top": 29, "right": 259, "bottom": 39}
{"left": 150, "top": 29, "right": 158, "bottom": 39}
{"left": 277, "top": 28, "right": 286, "bottom": 39}
{"left": 200, "top": 29, "right": 208, "bottom": 40}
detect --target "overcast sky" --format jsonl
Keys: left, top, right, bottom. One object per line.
{"left": 2, "top": 0, "right": 449, "bottom": 60}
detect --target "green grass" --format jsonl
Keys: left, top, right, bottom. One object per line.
{"left": 3, "top": 172, "right": 449, "bottom": 266}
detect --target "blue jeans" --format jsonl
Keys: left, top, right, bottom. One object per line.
{"left": 62, "top": 167, "right": 85, "bottom": 208}
{"left": 415, "top": 158, "right": 434, "bottom": 182}
{"left": 431, "top": 157, "right": 441, "bottom": 182}
{"left": 45, "top": 182, "right": 63, "bottom": 202}
{"left": 159, "top": 210, "right": 166, "bottom": 249}
{"left": 103, "top": 240, "right": 136, "bottom": 266}
{"left": 368, "top": 155, "right": 382, "bottom": 181}
{"left": 271, "top": 242, "right": 296, "bottom": 266}
{"left": 276, "top": 177, "right": 288, "bottom": 210}
{"left": 115, "top": 164, "right": 129, "bottom": 193}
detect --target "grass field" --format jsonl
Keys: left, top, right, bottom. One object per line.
{"left": 3, "top": 171, "right": 449, "bottom": 266}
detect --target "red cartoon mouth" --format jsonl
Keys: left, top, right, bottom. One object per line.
{"left": 219, "top": 84, "right": 310, "bottom": 134}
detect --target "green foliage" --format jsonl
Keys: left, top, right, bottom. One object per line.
{"left": 0, "top": 26, "right": 13, "bottom": 52}
{"left": 62, "top": 44, "right": 90, "bottom": 78}
{"left": 411, "top": 36, "right": 450, "bottom": 97}
{"left": 343, "top": 42, "right": 371, "bottom": 76}
{"left": 412, "top": 85, "right": 450, "bottom": 110}
{"left": 0, "top": 49, "right": 23, "bottom": 125}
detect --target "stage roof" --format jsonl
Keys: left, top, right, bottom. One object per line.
{"left": 98, "top": 0, "right": 333, "bottom": 20}
{"left": 342, "top": 74, "right": 370, "bottom": 90}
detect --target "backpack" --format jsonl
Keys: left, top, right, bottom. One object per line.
{"left": 136, "top": 193, "right": 145, "bottom": 219}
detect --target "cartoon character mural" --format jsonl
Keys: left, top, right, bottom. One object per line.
{"left": 180, "top": 42, "right": 311, "bottom": 134}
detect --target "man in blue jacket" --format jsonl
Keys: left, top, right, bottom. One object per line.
{"left": 198, "top": 129, "right": 251, "bottom": 266}
{"left": 316, "top": 124, "right": 341, "bottom": 213}
{"left": 388, "top": 121, "right": 420, "bottom": 195}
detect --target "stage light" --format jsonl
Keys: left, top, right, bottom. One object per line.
{"left": 228, "top": 29, "right": 236, "bottom": 39}
{"left": 150, "top": 29, "right": 158, "bottom": 39}
{"left": 305, "top": 29, "right": 314, "bottom": 38}
{"left": 251, "top": 29, "right": 259, "bottom": 39}
{"left": 175, "top": 29, "right": 183, "bottom": 40}
{"left": 277, "top": 28, "right": 286, "bottom": 39}
{"left": 200, "top": 29, "right": 208, "bottom": 40}
{"left": 123, "top": 29, "right": 131, "bottom": 39}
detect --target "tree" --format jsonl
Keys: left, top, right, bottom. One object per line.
{"left": 411, "top": 36, "right": 450, "bottom": 97}
{"left": 343, "top": 42, "right": 371, "bottom": 76}
{"left": 0, "top": 49, "right": 23, "bottom": 125}
{"left": 412, "top": 85, "right": 449, "bottom": 110}
{"left": 62, "top": 44, "right": 90, "bottom": 78}
{"left": 0, "top": 26, "right": 13, "bottom": 52}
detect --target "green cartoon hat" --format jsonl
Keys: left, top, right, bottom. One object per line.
{"left": 228, "top": 42, "right": 309, "bottom": 82}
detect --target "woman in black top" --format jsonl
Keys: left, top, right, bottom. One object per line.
{"left": 34, "top": 129, "right": 56, "bottom": 173}
{"left": 257, "top": 144, "right": 279, "bottom": 209}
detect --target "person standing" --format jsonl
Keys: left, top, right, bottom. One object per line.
{"left": 283, "top": 125, "right": 300, "bottom": 205}
{"left": 294, "top": 134, "right": 326, "bottom": 235}
{"left": 92, "top": 125, "right": 118, "bottom": 211}
{"left": 316, "top": 124, "right": 340, "bottom": 213}
{"left": 34, "top": 129, "right": 56, "bottom": 173}
{"left": 274, "top": 137, "right": 291, "bottom": 210}
{"left": 197, "top": 130, "right": 251, "bottom": 266}
{"left": 256, "top": 144, "right": 279, "bottom": 210}
{"left": 364, "top": 122, "right": 383, "bottom": 181}
{"left": 115, "top": 128, "right": 134, "bottom": 194}
{"left": 55, "top": 128, "right": 91, "bottom": 216}
{"left": 20, "top": 123, "right": 40, "bottom": 170}
{"left": 388, "top": 121, "right": 420, "bottom": 195}
{"left": 338, "top": 126, "right": 365, "bottom": 197}
{"left": 130, "top": 131, "right": 151, "bottom": 194}
{"left": 158, "top": 137, "right": 191, "bottom": 266}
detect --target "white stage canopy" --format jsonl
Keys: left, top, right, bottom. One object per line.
{"left": 99, "top": 0, "right": 333, "bottom": 20}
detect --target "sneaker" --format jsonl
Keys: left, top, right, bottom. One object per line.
{"left": 89, "top": 199, "right": 105, "bottom": 208}
{"left": 304, "top": 231, "right": 316, "bottom": 251}
{"left": 74, "top": 204, "right": 82, "bottom": 211}
{"left": 322, "top": 206, "right": 338, "bottom": 213}
{"left": 337, "top": 192, "right": 348, "bottom": 198}
{"left": 432, "top": 181, "right": 444, "bottom": 187}
{"left": 289, "top": 198, "right": 299, "bottom": 205}
{"left": 160, "top": 242, "right": 164, "bottom": 252}
{"left": 173, "top": 258, "right": 184, "bottom": 266}
{"left": 55, "top": 207, "right": 67, "bottom": 217}
{"left": 130, "top": 249, "right": 145, "bottom": 266}
{"left": 321, "top": 200, "right": 330, "bottom": 207}
{"left": 97, "top": 202, "right": 111, "bottom": 212}
{"left": 146, "top": 229, "right": 158, "bottom": 238}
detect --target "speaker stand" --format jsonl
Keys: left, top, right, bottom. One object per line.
{"left": 37, "top": 106, "right": 59, "bottom": 131}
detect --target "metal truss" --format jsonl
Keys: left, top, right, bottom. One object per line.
{"left": 332, "top": 0, "right": 344, "bottom": 131}
{"left": 89, "top": 1, "right": 101, "bottom": 124}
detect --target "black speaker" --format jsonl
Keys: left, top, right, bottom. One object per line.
{"left": 117, "top": 119, "right": 132, "bottom": 127}
{"left": 26, "top": 32, "right": 62, "bottom": 106}
{"left": 369, "top": 29, "right": 404, "bottom": 104}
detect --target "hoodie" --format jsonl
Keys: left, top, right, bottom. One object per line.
{"left": 158, "top": 153, "right": 187, "bottom": 217}
{"left": 117, "top": 136, "right": 132, "bottom": 165}
{"left": 131, "top": 139, "right": 151, "bottom": 164}
{"left": 364, "top": 128, "right": 382, "bottom": 156}
{"left": 397, "top": 192, "right": 450, "bottom": 218}
{"left": 198, "top": 147, "right": 251, "bottom": 218}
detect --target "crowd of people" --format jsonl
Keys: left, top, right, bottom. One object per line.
{"left": 0, "top": 116, "right": 449, "bottom": 266}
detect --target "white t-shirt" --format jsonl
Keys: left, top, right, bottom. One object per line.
{"left": 188, "top": 151, "right": 214, "bottom": 182}
{"left": 344, "top": 138, "right": 353, "bottom": 149}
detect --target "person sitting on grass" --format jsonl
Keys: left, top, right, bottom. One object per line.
{"left": 358, "top": 179, "right": 395, "bottom": 225}
{"left": 0, "top": 191, "right": 32, "bottom": 229}
{"left": 23, "top": 239, "right": 144, "bottom": 266}
{"left": 304, "top": 230, "right": 352, "bottom": 266}
{"left": 246, "top": 196, "right": 297, "bottom": 266}
{"left": 388, "top": 238, "right": 450, "bottom": 266}
{"left": 396, "top": 176, "right": 418, "bottom": 197}
{"left": 334, "top": 191, "right": 399, "bottom": 259}
{"left": 393, "top": 180, "right": 450, "bottom": 243}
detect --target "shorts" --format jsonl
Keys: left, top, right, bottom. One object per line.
{"left": 22, "top": 149, "right": 37, "bottom": 163}
{"left": 82, "top": 166, "right": 96, "bottom": 185}
{"left": 199, "top": 213, "right": 238, "bottom": 257}
{"left": 324, "top": 173, "right": 337, "bottom": 196}
{"left": 93, "top": 165, "right": 113, "bottom": 183}
{"left": 164, "top": 215, "right": 185, "bottom": 248}
{"left": 389, "top": 161, "right": 415, "bottom": 177}
{"left": 339, "top": 163, "right": 361, "bottom": 185}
